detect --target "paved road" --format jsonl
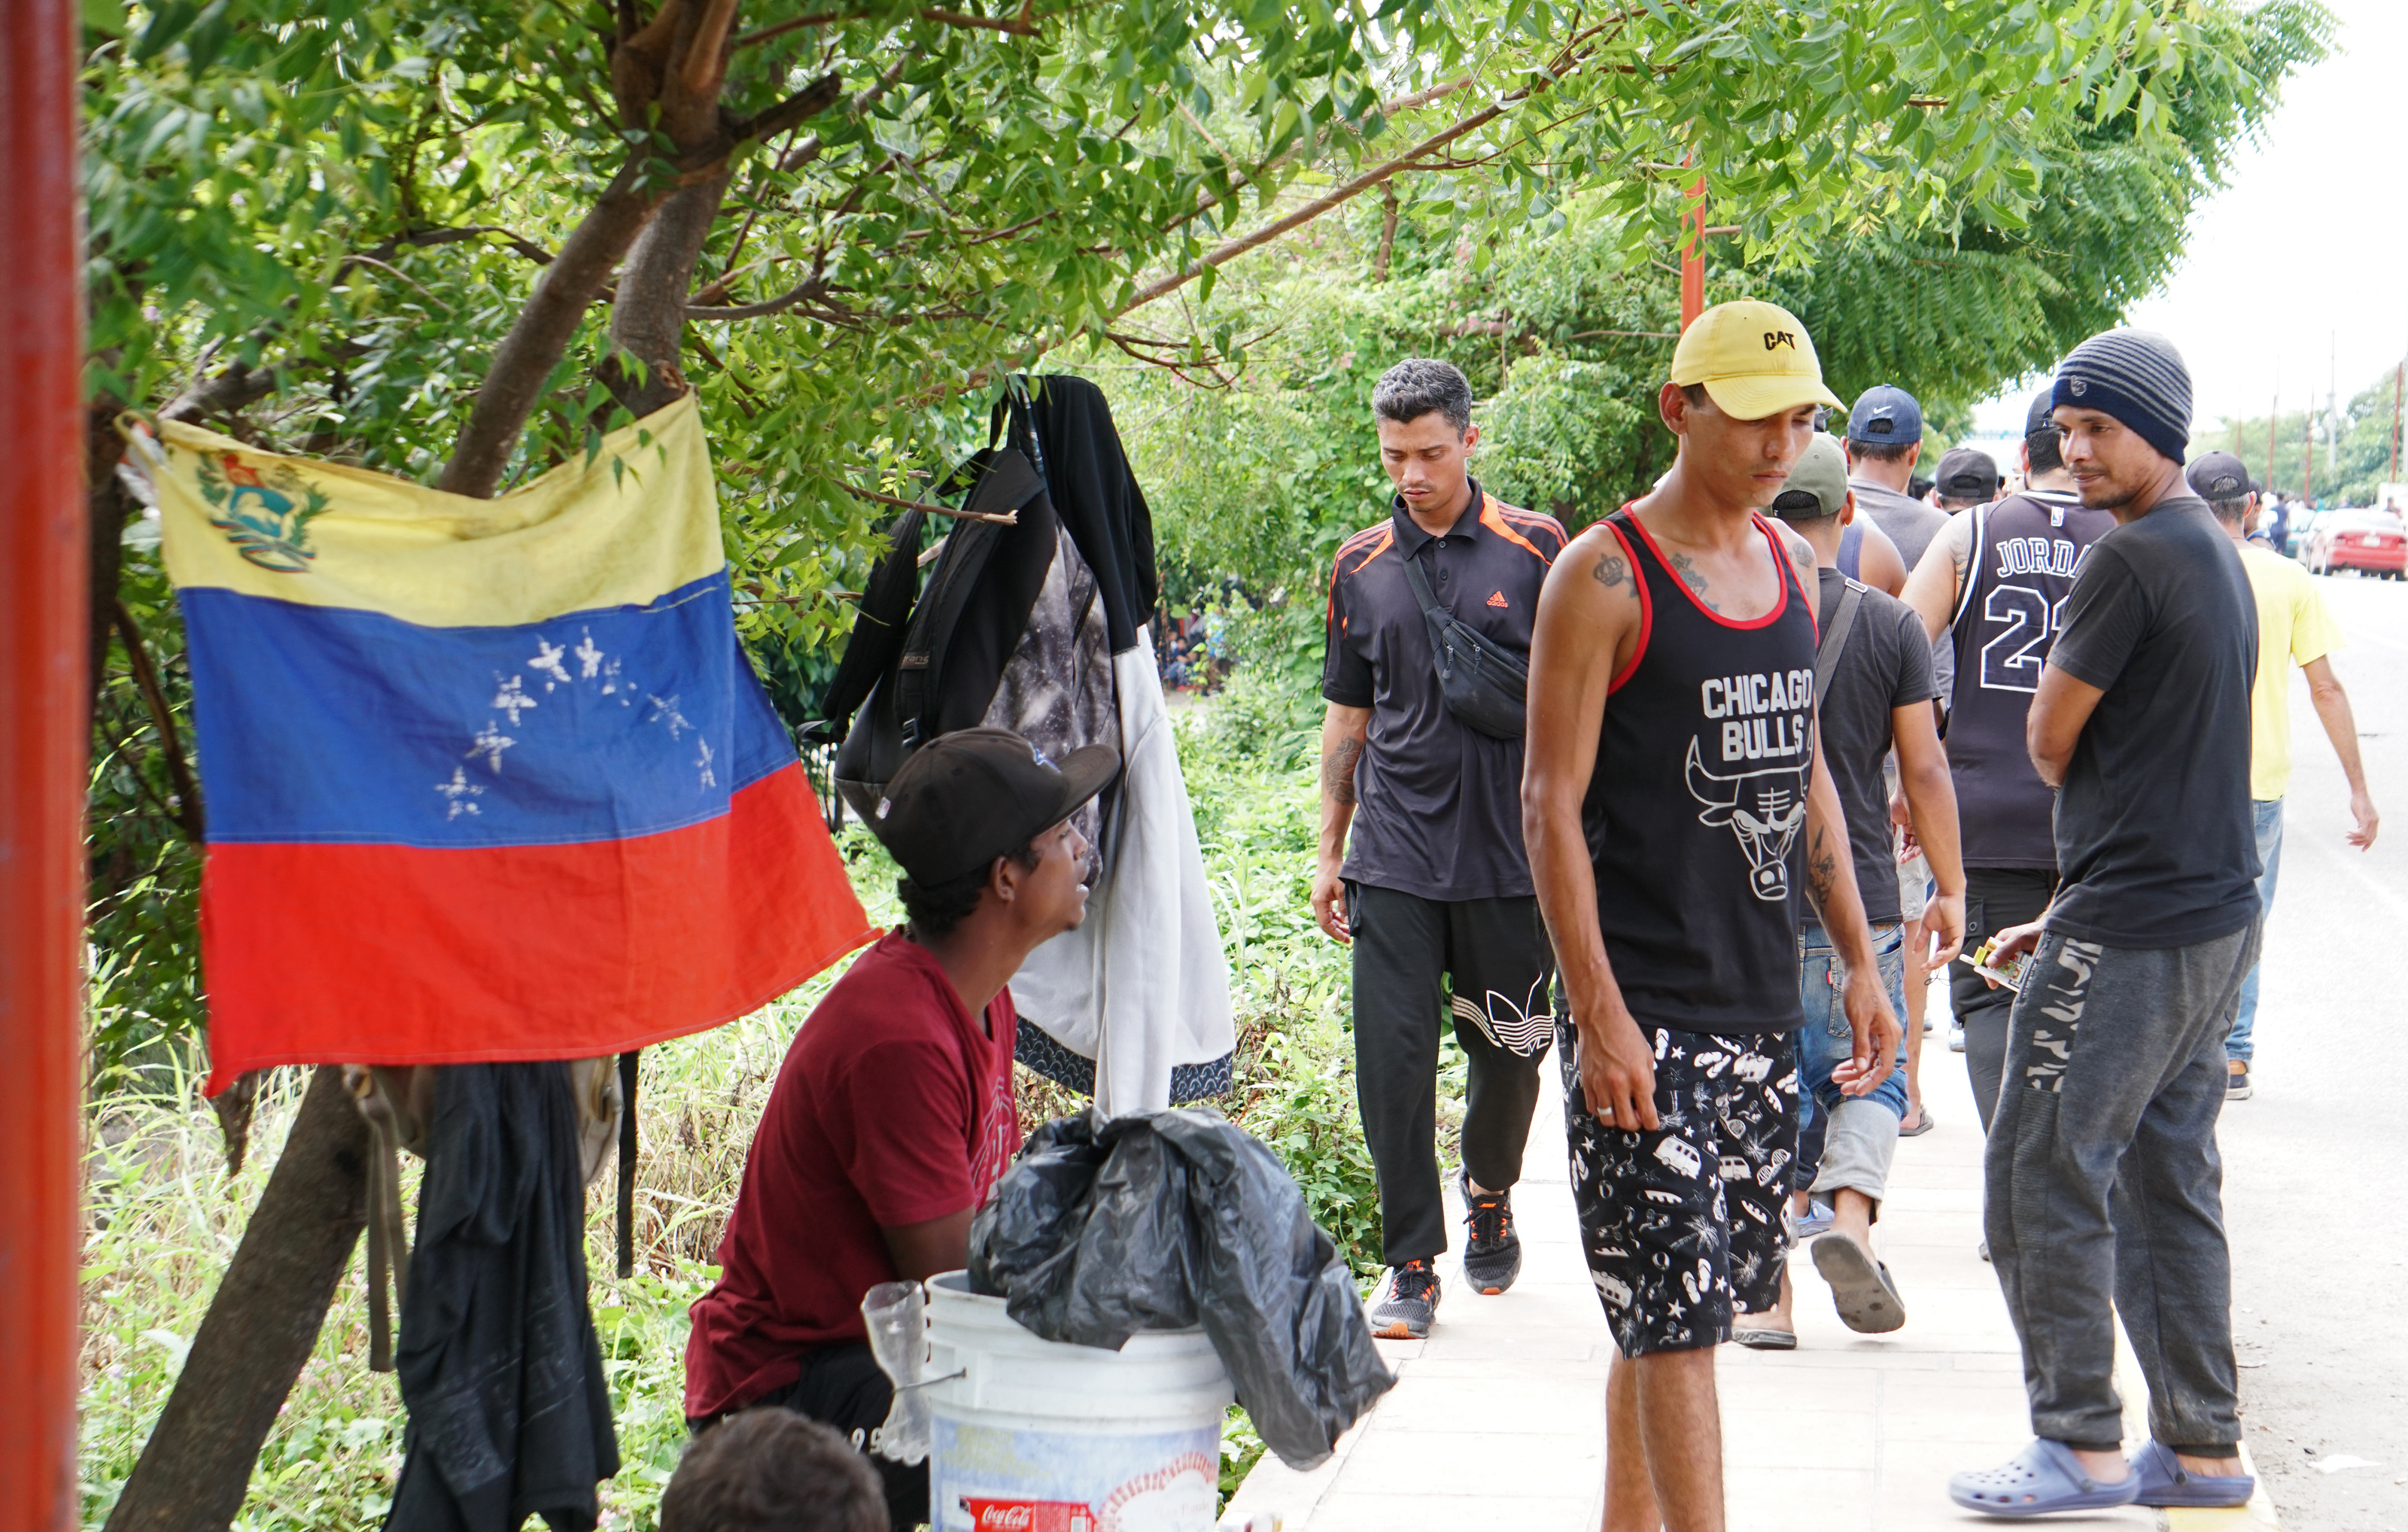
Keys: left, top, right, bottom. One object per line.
{"left": 2221, "top": 570, "right": 2408, "bottom": 1530}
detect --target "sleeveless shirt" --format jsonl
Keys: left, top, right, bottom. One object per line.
{"left": 1944, "top": 490, "right": 2116, "bottom": 868}
{"left": 1584, "top": 509, "right": 1817, "bottom": 1035}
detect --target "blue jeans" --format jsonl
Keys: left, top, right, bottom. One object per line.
{"left": 1795, "top": 922, "right": 1910, "bottom": 1206}
{"left": 2227, "top": 798, "right": 2285, "bottom": 1063}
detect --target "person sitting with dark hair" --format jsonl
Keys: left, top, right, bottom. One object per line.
{"left": 683, "top": 728, "right": 1117, "bottom": 1530}
{"left": 662, "top": 1409, "right": 886, "bottom": 1532}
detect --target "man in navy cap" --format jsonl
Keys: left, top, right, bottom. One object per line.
{"left": 1845, "top": 384, "right": 1950, "bottom": 582}
{"left": 1947, "top": 331, "right": 2261, "bottom": 1518}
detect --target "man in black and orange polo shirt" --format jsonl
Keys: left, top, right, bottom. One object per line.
{"left": 1312, "top": 357, "right": 1567, "bottom": 1339}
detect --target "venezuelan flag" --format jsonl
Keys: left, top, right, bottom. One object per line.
{"left": 134, "top": 397, "right": 875, "bottom": 1096}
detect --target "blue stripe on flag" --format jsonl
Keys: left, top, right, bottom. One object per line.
{"left": 183, "top": 570, "right": 798, "bottom": 847}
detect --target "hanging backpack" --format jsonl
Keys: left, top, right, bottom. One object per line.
{"left": 825, "top": 396, "right": 1060, "bottom": 819}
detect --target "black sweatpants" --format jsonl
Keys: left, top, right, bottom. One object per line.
{"left": 1956, "top": 866, "right": 2059, "bottom": 1132}
{"left": 1348, "top": 882, "right": 1555, "bottom": 1268}
{"left": 688, "top": 1342, "right": 925, "bottom": 1530}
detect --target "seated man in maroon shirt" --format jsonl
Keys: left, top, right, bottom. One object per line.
{"left": 683, "top": 728, "right": 1117, "bottom": 1528}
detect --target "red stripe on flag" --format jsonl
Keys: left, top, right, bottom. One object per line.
{"left": 196, "top": 761, "right": 877, "bottom": 1095}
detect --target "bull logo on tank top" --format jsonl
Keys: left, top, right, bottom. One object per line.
{"left": 1683, "top": 667, "right": 1814, "bottom": 901}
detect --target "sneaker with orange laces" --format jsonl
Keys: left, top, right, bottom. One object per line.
{"left": 1368, "top": 1259, "right": 1441, "bottom": 1339}
{"left": 1459, "top": 1169, "right": 1522, "bottom": 1295}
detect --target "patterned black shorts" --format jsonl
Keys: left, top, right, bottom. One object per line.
{"left": 1559, "top": 1021, "right": 1799, "bottom": 1356}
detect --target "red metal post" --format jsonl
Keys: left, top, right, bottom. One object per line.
{"left": 1680, "top": 169, "right": 1705, "bottom": 331}
{"left": 0, "top": 1, "right": 89, "bottom": 1528}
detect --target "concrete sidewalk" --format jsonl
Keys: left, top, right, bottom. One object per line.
{"left": 1230, "top": 982, "right": 2279, "bottom": 1530}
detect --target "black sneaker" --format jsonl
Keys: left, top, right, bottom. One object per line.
{"left": 2227, "top": 1061, "right": 2254, "bottom": 1101}
{"left": 1459, "top": 1170, "right": 1522, "bottom": 1296}
{"left": 1369, "top": 1259, "right": 1440, "bottom": 1339}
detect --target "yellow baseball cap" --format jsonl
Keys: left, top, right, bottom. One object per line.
{"left": 1671, "top": 299, "right": 1844, "bottom": 421}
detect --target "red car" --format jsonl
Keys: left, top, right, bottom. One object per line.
{"left": 2305, "top": 512, "right": 2407, "bottom": 579}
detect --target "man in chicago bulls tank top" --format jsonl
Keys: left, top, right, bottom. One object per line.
{"left": 1523, "top": 301, "right": 1902, "bottom": 1532}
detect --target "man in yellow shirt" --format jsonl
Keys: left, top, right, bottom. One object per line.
{"left": 2187, "top": 453, "right": 2380, "bottom": 1101}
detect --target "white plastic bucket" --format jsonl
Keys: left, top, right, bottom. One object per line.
{"left": 924, "top": 1270, "right": 1233, "bottom": 1532}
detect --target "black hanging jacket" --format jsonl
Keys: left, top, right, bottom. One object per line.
{"left": 385, "top": 1063, "right": 619, "bottom": 1532}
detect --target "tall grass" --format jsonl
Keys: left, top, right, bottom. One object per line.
{"left": 77, "top": 666, "right": 1458, "bottom": 1529}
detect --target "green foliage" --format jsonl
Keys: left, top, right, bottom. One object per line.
{"left": 77, "top": 0, "right": 2324, "bottom": 1065}
{"left": 1219, "top": 1403, "right": 1266, "bottom": 1508}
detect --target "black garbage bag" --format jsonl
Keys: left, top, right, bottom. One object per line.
{"left": 968, "top": 1107, "right": 1395, "bottom": 1470}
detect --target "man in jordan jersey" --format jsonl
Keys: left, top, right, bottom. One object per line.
{"left": 1523, "top": 300, "right": 1901, "bottom": 1532}
{"left": 1900, "top": 388, "right": 2115, "bottom": 1129}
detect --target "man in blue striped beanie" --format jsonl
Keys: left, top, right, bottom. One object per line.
{"left": 1947, "top": 329, "right": 2265, "bottom": 1518}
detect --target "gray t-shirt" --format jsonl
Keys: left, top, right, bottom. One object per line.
{"left": 2045, "top": 497, "right": 2261, "bottom": 949}
{"left": 1812, "top": 570, "right": 1938, "bottom": 926}
{"left": 1849, "top": 477, "right": 1950, "bottom": 573}
{"left": 1321, "top": 485, "right": 1567, "bottom": 900}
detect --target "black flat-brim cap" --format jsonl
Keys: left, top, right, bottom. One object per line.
{"left": 869, "top": 727, "right": 1120, "bottom": 886}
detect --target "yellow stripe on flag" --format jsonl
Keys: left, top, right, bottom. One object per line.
{"left": 136, "top": 394, "right": 723, "bottom": 625}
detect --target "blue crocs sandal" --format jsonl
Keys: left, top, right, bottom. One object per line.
{"left": 1948, "top": 1439, "right": 2139, "bottom": 1518}
{"left": 2129, "top": 1440, "right": 2254, "bottom": 1509}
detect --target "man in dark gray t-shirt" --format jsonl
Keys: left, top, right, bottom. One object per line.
{"left": 1950, "top": 330, "right": 2262, "bottom": 1521}
{"left": 1732, "top": 434, "right": 1966, "bottom": 1349}
{"left": 1314, "top": 358, "right": 1567, "bottom": 1340}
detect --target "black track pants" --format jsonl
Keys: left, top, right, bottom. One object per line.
{"left": 1347, "top": 882, "right": 1555, "bottom": 1267}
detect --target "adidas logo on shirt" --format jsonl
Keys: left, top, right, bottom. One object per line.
{"left": 1485, "top": 591, "right": 1509, "bottom": 608}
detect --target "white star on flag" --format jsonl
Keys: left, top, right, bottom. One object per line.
{"left": 435, "top": 766, "right": 485, "bottom": 819}
{"left": 528, "top": 638, "right": 573, "bottom": 690}
{"left": 697, "top": 737, "right": 718, "bottom": 789}
{"left": 574, "top": 629, "right": 605, "bottom": 679}
{"left": 467, "top": 721, "right": 515, "bottom": 773}
{"left": 491, "top": 673, "right": 537, "bottom": 725}
{"left": 647, "top": 693, "right": 692, "bottom": 740}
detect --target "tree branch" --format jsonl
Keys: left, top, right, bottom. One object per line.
{"left": 1161, "top": 74, "right": 1479, "bottom": 239}
{"left": 1123, "top": 106, "right": 1513, "bottom": 315}
{"left": 436, "top": 158, "right": 672, "bottom": 497}
{"left": 736, "top": 1, "right": 1040, "bottom": 48}
{"left": 113, "top": 601, "right": 204, "bottom": 844}
{"left": 351, "top": 225, "right": 557, "bottom": 270}
{"left": 440, "top": 66, "right": 844, "bottom": 497}
{"left": 686, "top": 275, "right": 829, "bottom": 319}
{"left": 838, "top": 480, "right": 1018, "bottom": 524}
{"left": 160, "top": 342, "right": 372, "bottom": 426}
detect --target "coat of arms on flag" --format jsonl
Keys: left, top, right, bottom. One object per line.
{"left": 129, "top": 396, "right": 876, "bottom": 1096}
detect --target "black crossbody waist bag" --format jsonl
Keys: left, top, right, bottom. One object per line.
{"left": 1398, "top": 551, "right": 1530, "bottom": 740}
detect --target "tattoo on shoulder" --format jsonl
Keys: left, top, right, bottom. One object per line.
{"left": 1592, "top": 546, "right": 1631, "bottom": 593}
{"left": 1322, "top": 735, "right": 1362, "bottom": 805}
{"left": 1665, "top": 549, "right": 1722, "bottom": 612}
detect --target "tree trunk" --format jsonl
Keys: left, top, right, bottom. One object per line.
{"left": 86, "top": 397, "right": 132, "bottom": 728}
{"left": 603, "top": 169, "right": 731, "bottom": 419}
{"left": 104, "top": 1067, "right": 369, "bottom": 1532}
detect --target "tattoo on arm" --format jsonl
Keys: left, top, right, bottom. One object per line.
{"left": 1322, "top": 735, "right": 1362, "bottom": 805}
{"left": 1806, "top": 824, "right": 1838, "bottom": 913}
{"left": 1665, "top": 549, "right": 1721, "bottom": 612}
{"left": 1592, "top": 548, "right": 1631, "bottom": 591}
